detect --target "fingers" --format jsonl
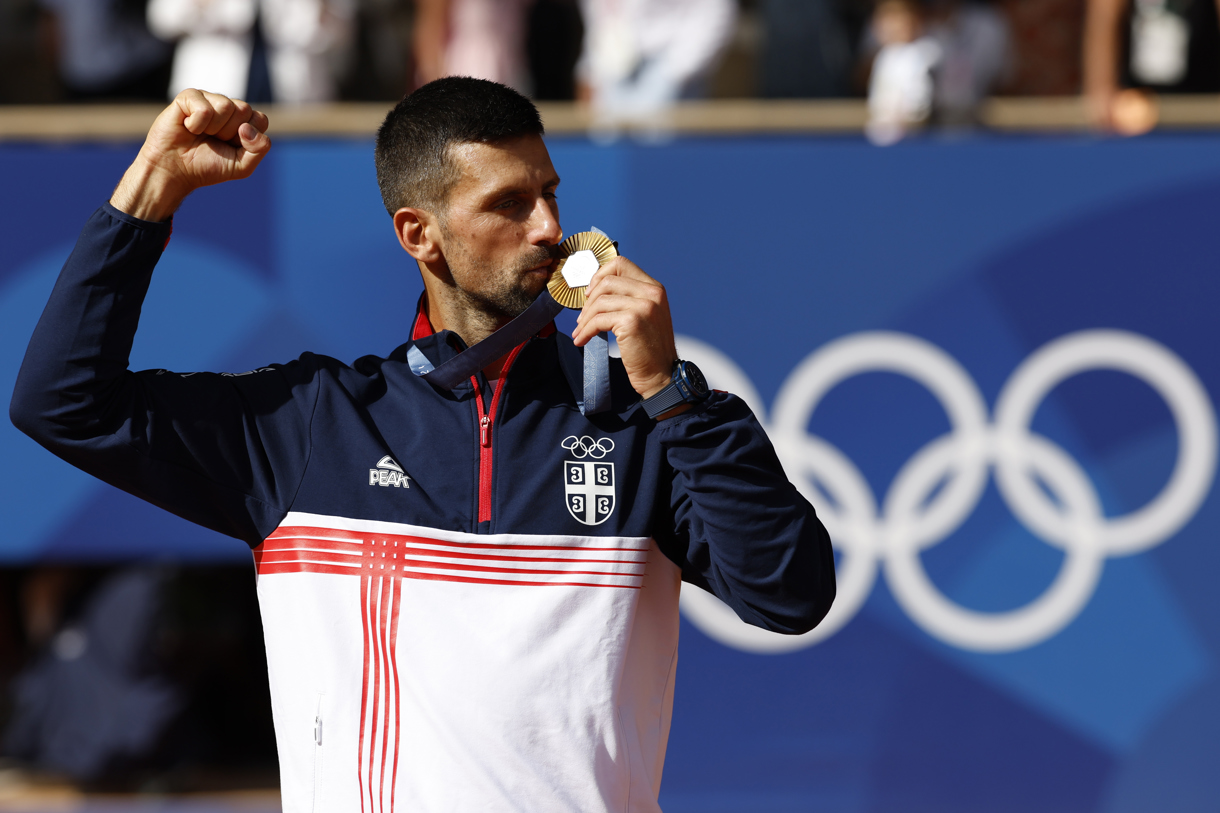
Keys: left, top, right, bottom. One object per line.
{"left": 176, "top": 89, "right": 268, "bottom": 144}
{"left": 577, "top": 263, "right": 668, "bottom": 335}
{"left": 572, "top": 313, "right": 620, "bottom": 346}
{"left": 585, "top": 256, "right": 659, "bottom": 297}
{"left": 212, "top": 97, "right": 251, "bottom": 142}
{"left": 581, "top": 258, "right": 665, "bottom": 313}
{"left": 247, "top": 108, "right": 270, "bottom": 135}
{"left": 234, "top": 122, "right": 272, "bottom": 175}
{"left": 178, "top": 89, "right": 220, "bottom": 135}
{"left": 575, "top": 288, "right": 665, "bottom": 337}
{"left": 571, "top": 256, "right": 677, "bottom": 397}
{"left": 582, "top": 273, "right": 665, "bottom": 309}
{"left": 238, "top": 121, "right": 271, "bottom": 153}
{"left": 574, "top": 295, "right": 672, "bottom": 344}
{"left": 573, "top": 275, "right": 674, "bottom": 350}
{"left": 171, "top": 88, "right": 271, "bottom": 176}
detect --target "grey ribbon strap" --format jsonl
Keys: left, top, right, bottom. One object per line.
{"left": 582, "top": 332, "right": 611, "bottom": 414}
{"left": 410, "top": 289, "right": 612, "bottom": 414}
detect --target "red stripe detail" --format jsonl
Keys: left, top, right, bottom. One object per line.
{"left": 256, "top": 562, "right": 366, "bottom": 577}
{"left": 357, "top": 576, "right": 370, "bottom": 813}
{"left": 263, "top": 541, "right": 643, "bottom": 567}
{"left": 388, "top": 579, "right": 402, "bottom": 813}
{"left": 258, "top": 560, "right": 644, "bottom": 584}
{"left": 262, "top": 535, "right": 367, "bottom": 553}
{"left": 369, "top": 578, "right": 383, "bottom": 813}
{"left": 397, "top": 570, "right": 641, "bottom": 589}
{"left": 258, "top": 549, "right": 364, "bottom": 565}
{"left": 384, "top": 557, "right": 640, "bottom": 578}
{"left": 267, "top": 528, "right": 646, "bottom": 553}
{"left": 257, "top": 528, "right": 652, "bottom": 589}
{"left": 357, "top": 546, "right": 641, "bottom": 566}
{"left": 377, "top": 578, "right": 392, "bottom": 813}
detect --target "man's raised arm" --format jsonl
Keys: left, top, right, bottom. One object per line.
{"left": 110, "top": 89, "right": 271, "bottom": 222}
{"left": 9, "top": 92, "right": 310, "bottom": 546}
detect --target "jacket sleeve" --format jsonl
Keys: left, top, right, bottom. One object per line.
{"left": 654, "top": 392, "right": 836, "bottom": 634}
{"left": 9, "top": 203, "right": 317, "bottom": 546}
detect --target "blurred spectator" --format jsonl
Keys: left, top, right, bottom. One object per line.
{"left": 339, "top": 0, "right": 415, "bottom": 101}
{"left": 866, "top": 0, "right": 940, "bottom": 143}
{"left": 413, "top": 0, "right": 535, "bottom": 92}
{"left": 577, "top": 0, "right": 737, "bottom": 119}
{"left": 527, "top": 0, "right": 585, "bottom": 99}
{"left": 36, "top": 0, "right": 172, "bottom": 101}
{"left": 1084, "top": 0, "right": 1220, "bottom": 129}
{"left": 0, "top": 0, "right": 61, "bottom": 103}
{"left": 864, "top": 0, "right": 1011, "bottom": 141}
{"left": 0, "top": 566, "right": 278, "bottom": 789}
{"left": 148, "top": 0, "right": 255, "bottom": 99}
{"left": 1001, "top": 0, "right": 1085, "bottom": 95}
{"left": 760, "top": 0, "right": 853, "bottom": 97}
{"left": 263, "top": 0, "right": 356, "bottom": 102}
{"left": 148, "top": 0, "right": 355, "bottom": 103}
{"left": 4, "top": 568, "right": 181, "bottom": 781}
{"left": 924, "top": 0, "right": 1012, "bottom": 123}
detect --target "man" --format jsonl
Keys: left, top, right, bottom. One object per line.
{"left": 11, "top": 78, "right": 834, "bottom": 811}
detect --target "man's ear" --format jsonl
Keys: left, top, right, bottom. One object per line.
{"left": 394, "top": 207, "right": 443, "bottom": 263}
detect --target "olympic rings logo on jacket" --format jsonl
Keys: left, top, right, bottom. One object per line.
{"left": 561, "top": 435, "right": 616, "bottom": 459}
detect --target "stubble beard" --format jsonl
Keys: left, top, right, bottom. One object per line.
{"left": 448, "top": 244, "right": 558, "bottom": 331}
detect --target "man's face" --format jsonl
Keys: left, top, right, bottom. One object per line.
{"left": 436, "top": 135, "right": 563, "bottom": 322}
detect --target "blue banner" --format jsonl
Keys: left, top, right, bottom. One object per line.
{"left": 3, "top": 133, "right": 1219, "bottom": 811}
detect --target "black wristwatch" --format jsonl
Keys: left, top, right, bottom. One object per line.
{"left": 641, "top": 360, "right": 711, "bottom": 419}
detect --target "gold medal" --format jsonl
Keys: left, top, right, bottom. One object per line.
{"left": 548, "top": 231, "right": 618, "bottom": 309}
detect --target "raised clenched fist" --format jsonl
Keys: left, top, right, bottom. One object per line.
{"left": 110, "top": 89, "right": 271, "bottom": 222}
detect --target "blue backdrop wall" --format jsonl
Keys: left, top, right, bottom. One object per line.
{"left": 3, "top": 133, "right": 1219, "bottom": 812}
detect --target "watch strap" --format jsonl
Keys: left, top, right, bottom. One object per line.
{"left": 641, "top": 360, "right": 709, "bottom": 419}
{"left": 641, "top": 379, "right": 689, "bottom": 419}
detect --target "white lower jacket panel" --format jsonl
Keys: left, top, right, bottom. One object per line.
{"left": 255, "top": 512, "right": 681, "bottom": 813}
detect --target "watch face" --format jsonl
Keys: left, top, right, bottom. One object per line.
{"left": 681, "top": 361, "right": 709, "bottom": 398}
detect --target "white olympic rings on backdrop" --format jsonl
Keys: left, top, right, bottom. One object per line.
{"left": 562, "top": 435, "right": 616, "bottom": 459}
{"left": 676, "top": 330, "right": 1216, "bottom": 654}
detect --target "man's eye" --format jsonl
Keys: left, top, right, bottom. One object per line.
{"left": 496, "top": 199, "right": 519, "bottom": 210}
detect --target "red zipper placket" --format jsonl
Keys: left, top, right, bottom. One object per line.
{"left": 472, "top": 343, "right": 527, "bottom": 525}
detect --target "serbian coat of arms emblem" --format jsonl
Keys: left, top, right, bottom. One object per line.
{"left": 562, "top": 436, "right": 616, "bottom": 525}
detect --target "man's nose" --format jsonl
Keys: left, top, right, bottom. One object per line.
{"left": 529, "top": 196, "right": 562, "bottom": 246}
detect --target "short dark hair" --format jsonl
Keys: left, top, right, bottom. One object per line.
{"left": 374, "top": 77, "right": 545, "bottom": 216}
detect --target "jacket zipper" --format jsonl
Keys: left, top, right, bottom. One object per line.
{"left": 473, "top": 343, "right": 527, "bottom": 525}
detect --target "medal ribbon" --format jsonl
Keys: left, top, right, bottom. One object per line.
{"left": 407, "top": 288, "right": 612, "bottom": 415}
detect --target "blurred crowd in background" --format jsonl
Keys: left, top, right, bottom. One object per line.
{"left": 0, "top": 566, "right": 278, "bottom": 790}
{"left": 2, "top": 0, "right": 1220, "bottom": 134}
